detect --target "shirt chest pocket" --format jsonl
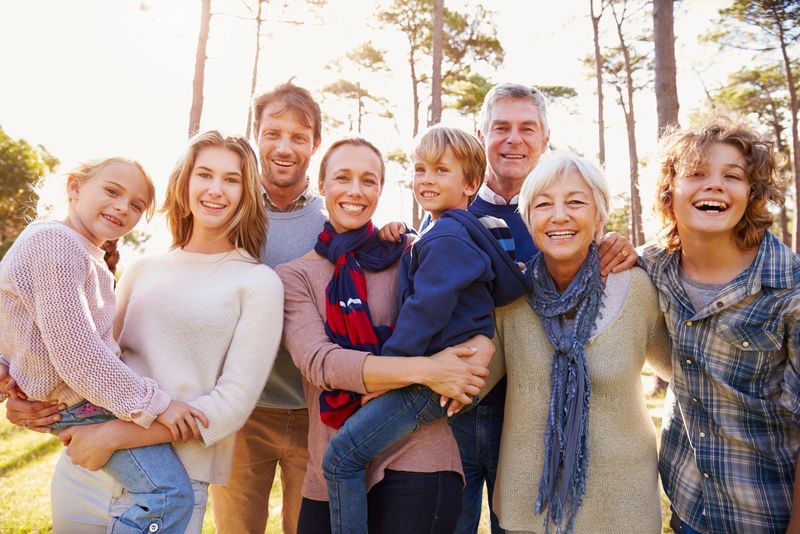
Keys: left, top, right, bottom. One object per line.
{"left": 716, "top": 319, "right": 784, "bottom": 353}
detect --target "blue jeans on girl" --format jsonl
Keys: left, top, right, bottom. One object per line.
{"left": 322, "top": 384, "right": 449, "bottom": 534}
{"left": 50, "top": 400, "right": 194, "bottom": 534}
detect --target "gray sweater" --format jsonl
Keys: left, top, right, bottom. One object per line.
{"left": 257, "top": 195, "right": 327, "bottom": 409}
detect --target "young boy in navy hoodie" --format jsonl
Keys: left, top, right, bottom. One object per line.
{"left": 321, "top": 126, "right": 529, "bottom": 534}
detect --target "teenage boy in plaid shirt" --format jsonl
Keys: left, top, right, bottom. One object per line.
{"left": 639, "top": 115, "right": 800, "bottom": 534}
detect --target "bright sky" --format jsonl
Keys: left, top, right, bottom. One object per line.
{"left": 0, "top": 0, "right": 750, "bottom": 255}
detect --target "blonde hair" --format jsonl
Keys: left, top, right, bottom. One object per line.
{"left": 518, "top": 152, "right": 610, "bottom": 240}
{"left": 161, "top": 131, "right": 266, "bottom": 260}
{"left": 32, "top": 157, "right": 154, "bottom": 274}
{"left": 35, "top": 157, "right": 155, "bottom": 222}
{"left": 654, "top": 114, "right": 784, "bottom": 251}
{"left": 413, "top": 126, "right": 486, "bottom": 203}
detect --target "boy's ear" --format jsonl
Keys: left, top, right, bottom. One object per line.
{"left": 67, "top": 175, "right": 81, "bottom": 200}
{"left": 464, "top": 177, "right": 480, "bottom": 197}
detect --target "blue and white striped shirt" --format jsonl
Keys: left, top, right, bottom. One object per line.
{"left": 640, "top": 231, "right": 800, "bottom": 534}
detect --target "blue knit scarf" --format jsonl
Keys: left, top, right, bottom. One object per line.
{"left": 527, "top": 243, "right": 603, "bottom": 534}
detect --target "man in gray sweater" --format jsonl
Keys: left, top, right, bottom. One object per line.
{"left": 210, "top": 82, "right": 327, "bottom": 534}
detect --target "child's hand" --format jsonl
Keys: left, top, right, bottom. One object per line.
{"left": 440, "top": 397, "right": 469, "bottom": 417}
{"left": 378, "top": 221, "right": 408, "bottom": 243}
{"left": 156, "top": 400, "right": 209, "bottom": 442}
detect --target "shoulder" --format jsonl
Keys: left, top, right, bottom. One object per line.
{"left": 16, "top": 222, "right": 90, "bottom": 256}
{"left": 276, "top": 255, "right": 326, "bottom": 291}
{"left": 7, "top": 222, "right": 97, "bottom": 275}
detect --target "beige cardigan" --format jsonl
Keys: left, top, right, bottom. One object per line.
{"left": 486, "top": 268, "right": 671, "bottom": 533}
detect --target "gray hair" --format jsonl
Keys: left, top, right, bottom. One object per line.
{"left": 518, "top": 152, "right": 610, "bottom": 240}
{"left": 478, "top": 83, "right": 550, "bottom": 138}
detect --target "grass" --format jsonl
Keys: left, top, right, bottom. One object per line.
{"left": 0, "top": 375, "right": 671, "bottom": 533}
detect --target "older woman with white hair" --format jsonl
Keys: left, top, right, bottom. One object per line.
{"left": 484, "top": 152, "right": 671, "bottom": 534}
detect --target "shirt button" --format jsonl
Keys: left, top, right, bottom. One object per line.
{"left": 742, "top": 341, "right": 750, "bottom": 348}
{"left": 686, "top": 359, "right": 693, "bottom": 365}
{"left": 686, "top": 321, "right": 693, "bottom": 326}
{"left": 716, "top": 301, "right": 723, "bottom": 308}
{"left": 692, "top": 397, "right": 699, "bottom": 403}
{"left": 704, "top": 473, "right": 710, "bottom": 479}
{"left": 149, "top": 524, "right": 159, "bottom": 533}
{"left": 699, "top": 432, "right": 706, "bottom": 438}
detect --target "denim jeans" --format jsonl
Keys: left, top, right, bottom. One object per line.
{"left": 50, "top": 400, "right": 194, "bottom": 534}
{"left": 299, "top": 469, "right": 462, "bottom": 534}
{"left": 449, "top": 404, "right": 505, "bottom": 534}
{"left": 669, "top": 507, "right": 704, "bottom": 534}
{"left": 322, "top": 384, "right": 447, "bottom": 534}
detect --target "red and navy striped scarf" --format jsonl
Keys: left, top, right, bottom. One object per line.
{"left": 315, "top": 220, "right": 406, "bottom": 429}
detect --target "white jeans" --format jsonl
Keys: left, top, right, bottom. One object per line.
{"left": 51, "top": 450, "right": 208, "bottom": 534}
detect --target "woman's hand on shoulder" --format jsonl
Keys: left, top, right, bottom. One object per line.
{"left": 598, "top": 231, "right": 637, "bottom": 276}
{"left": 156, "top": 400, "right": 209, "bottom": 442}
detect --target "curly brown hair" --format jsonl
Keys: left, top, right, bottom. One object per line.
{"left": 654, "top": 114, "right": 785, "bottom": 251}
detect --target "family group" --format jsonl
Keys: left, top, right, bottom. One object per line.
{"left": 1, "top": 81, "right": 798, "bottom": 534}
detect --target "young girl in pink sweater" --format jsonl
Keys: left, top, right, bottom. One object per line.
{"left": 0, "top": 157, "right": 205, "bottom": 533}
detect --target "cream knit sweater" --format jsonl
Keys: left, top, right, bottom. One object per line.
{"left": 0, "top": 221, "right": 169, "bottom": 426}
{"left": 114, "top": 247, "right": 283, "bottom": 483}
{"left": 486, "top": 268, "right": 671, "bottom": 533}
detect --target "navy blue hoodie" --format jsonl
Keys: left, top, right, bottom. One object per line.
{"left": 382, "top": 209, "right": 530, "bottom": 357}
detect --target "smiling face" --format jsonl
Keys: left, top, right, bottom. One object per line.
{"left": 413, "top": 147, "right": 477, "bottom": 219}
{"left": 66, "top": 161, "right": 151, "bottom": 246}
{"left": 319, "top": 144, "right": 383, "bottom": 234}
{"left": 187, "top": 146, "right": 244, "bottom": 244}
{"left": 479, "top": 97, "right": 549, "bottom": 195}
{"left": 671, "top": 142, "right": 750, "bottom": 243}
{"left": 257, "top": 101, "right": 320, "bottom": 194}
{"left": 528, "top": 169, "right": 603, "bottom": 289}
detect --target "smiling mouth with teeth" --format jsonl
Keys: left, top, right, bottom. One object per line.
{"left": 102, "top": 214, "right": 123, "bottom": 226}
{"left": 693, "top": 200, "right": 728, "bottom": 212}
{"left": 547, "top": 231, "right": 576, "bottom": 239}
{"left": 340, "top": 203, "right": 365, "bottom": 213}
{"left": 272, "top": 159, "right": 296, "bottom": 167}
{"left": 201, "top": 201, "right": 226, "bottom": 210}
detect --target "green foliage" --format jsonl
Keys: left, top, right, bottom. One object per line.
{"left": 378, "top": 0, "right": 504, "bottom": 108}
{"left": 705, "top": 0, "right": 800, "bottom": 52}
{"left": 443, "top": 72, "right": 494, "bottom": 118}
{"left": 323, "top": 43, "right": 391, "bottom": 133}
{"left": 0, "top": 126, "right": 59, "bottom": 258}
{"left": 605, "top": 192, "right": 631, "bottom": 238}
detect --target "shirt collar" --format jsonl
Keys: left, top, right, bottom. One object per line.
{"left": 641, "top": 231, "right": 797, "bottom": 293}
{"left": 264, "top": 182, "right": 313, "bottom": 212}
{"left": 477, "top": 183, "right": 519, "bottom": 206}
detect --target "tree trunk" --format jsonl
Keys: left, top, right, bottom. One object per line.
{"left": 357, "top": 83, "right": 363, "bottom": 134}
{"left": 245, "top": 0, "right": 265, "bottom": 140}
{"left": 775, "top": 17, "right": 800, "bottom": 252}
{"left": 614, "top": 2, "right": 643, "bottom": 246}
{"left": 188, "top": 0, "right": 211, "bottom": 139}
{"left": 653, "top": 0, "right": 680, "bottom": 136}
{"left": 429, "top": 0, "right": 444, "bottom": 126}
{"left": 590, "top": 0, "right": 606, "bottom": 165}
{"left": 409, "top": 49, "right": 423, "bottom": 229}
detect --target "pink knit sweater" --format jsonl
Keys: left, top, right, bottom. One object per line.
{"left": 0, "top": 221, "right": 169, "bottom": 427}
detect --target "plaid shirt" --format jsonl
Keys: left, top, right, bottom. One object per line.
{"left": 639, "top": 232, "right": 800, "bottom": 533}
{"left": 264, "top": 184, "right": 313, "bottom": 213}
